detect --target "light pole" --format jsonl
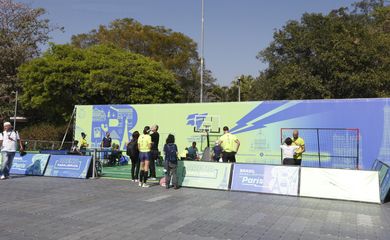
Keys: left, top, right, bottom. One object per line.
{"left": 200, "top": 0, "right": 205, "bottom": 103}
{"left": 238, "top": 78, "right": 241, "bottom": 102}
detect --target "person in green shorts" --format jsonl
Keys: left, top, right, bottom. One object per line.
{"left": 292, "top": 130, "right": 305, "bottom": 165}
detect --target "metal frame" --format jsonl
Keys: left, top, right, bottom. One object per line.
{"left": 281, "top": 127, "right": 360, "bottom": 169}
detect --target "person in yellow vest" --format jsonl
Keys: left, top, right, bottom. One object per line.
{"left": 79, "top": 132, "right": 88, "bottom": 155}
{"left": 292, "top": 130, "right": 305, "bottom": 165}
{"left": 138, "top": 126, "right": 152, "bottom": 188}
{"left": 218, "top": 126, "right": 240, "bottom": 163}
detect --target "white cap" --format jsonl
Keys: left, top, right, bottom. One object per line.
{"left": 3, "top": 122, "right": 11, "bottom": 127}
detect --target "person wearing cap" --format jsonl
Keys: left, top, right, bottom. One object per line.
{"left": 218, "top": 126, "right": 240, "bottom": 163}
{"left": 0, "top": 122, "right": 23, "bottom": 180}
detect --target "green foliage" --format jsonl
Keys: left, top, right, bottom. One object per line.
{"left": 71, "top": 18, "right": 216, "bottom": 102}
{"left": 0, "top": 0, "right": 57, "bottom": 121}
{"left": 19, "top": 123, "right": 68, "bottom": 141}
{"left": 18, "top": 44, "right": 181, "bottom": 122}
{"left": 255, "top": 3, "right": 390, "bottom": 100}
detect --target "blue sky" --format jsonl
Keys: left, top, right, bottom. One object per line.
{"left": 21, "top": 0, "right": 357, "bottom": 86}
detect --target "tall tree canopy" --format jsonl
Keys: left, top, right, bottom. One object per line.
{"left": 71, "top": 18, "right": 216, "bottom": 102}
{"left": 255, "top": 2, "right": 390, "bottom": 99}
{"left": 18, "top": 44, "right": 181, "bottom": 122}
{"left": 0, "top": 0, "right": 56, "bottom": 121}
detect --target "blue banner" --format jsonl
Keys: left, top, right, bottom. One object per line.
{"left": 10, "top": 153, "right": 50, "bottom": 176}
{"left": 44, "top": 155, "right": 92, "bottom": 179}
{"left": 39, "top": 150, "right": 69, "bottom": 155}
{"left": 231, "top": 164, "right": 299, "bottom": 196}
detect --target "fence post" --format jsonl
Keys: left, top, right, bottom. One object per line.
{"left": 92, "top": 149, "right": 96, "bottom": 179}
{"left": 317, "top": 129, "right": 321, "bottom": 168}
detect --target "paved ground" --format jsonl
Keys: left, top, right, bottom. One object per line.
{"left": 0, "top": 176, "right": 389, "bottom": 240}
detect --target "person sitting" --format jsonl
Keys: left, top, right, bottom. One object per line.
{"left": 187, "top": 142, "right": 198, "bottom": 160}
{"left": 179, "top": 148, "right": 188, "bottom": 160}
{"left": 280, "top": 137, "right": 300, "bottom": 165}
{"left": 69, "top": 140, "right": 82, "bottom": 155}
{"left": 212, "top": 141, "right": 222, "bottom": 162}
{"left": 108, "top": 143, "right": 122, "bottom": 166}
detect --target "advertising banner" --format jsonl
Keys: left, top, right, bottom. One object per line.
{"left": 75, "top": 99, "right": 390, "bottom": 169}
{"left": 44, "top": 155, "right": 92, "bottom": 179}
{"left": 177, "top": 161, "right": 232, "bottom": 190}
{"left": 300, "top": 167, "right": 380, "bottom": 203}
{"left": 10, "top": 153, "right": 50, "bottom": 176}
{"left": 231, "top": 164, "right": 299, "bottom": 196}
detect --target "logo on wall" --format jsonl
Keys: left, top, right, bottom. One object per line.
{"left": 91, "top": 105, "right": 138, "bottom": 149}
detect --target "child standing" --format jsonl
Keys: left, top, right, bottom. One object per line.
{"left": 280, "top": 137, "right": 300, "bottom": 165}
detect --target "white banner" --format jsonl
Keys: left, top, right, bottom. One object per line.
{"left": 300, "top": 168, "right": 380, "bottom": 203}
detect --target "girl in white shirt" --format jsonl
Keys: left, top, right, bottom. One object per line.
{"left": 280, "top": 137, "right": 299, "bottom": 165}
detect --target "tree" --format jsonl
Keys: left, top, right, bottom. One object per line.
{"left": 18, "top": 44, "right": 181, "bottom": 123}
{"left": 256, "top": 3, "right": 390, "bottom": 100}
{"left": 0, "top": 0, "right": 57, "bottom": 121}
{"left": 71, "top": 18, "right": 216, "bottom": 102}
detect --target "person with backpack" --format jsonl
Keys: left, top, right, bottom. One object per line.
{"left": 0, "top": 122, "right": 24, "bottom": 180}
{"left": 127, "top": 131, "right": 140, "bottom": 182}
{"left": 164, "top": 134, "right": 179, "bottom": 189}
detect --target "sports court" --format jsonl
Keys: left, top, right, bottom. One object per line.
{"left": 0, "top": 176, "right": 389, "bottom": 240}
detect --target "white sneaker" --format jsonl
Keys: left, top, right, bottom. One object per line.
{"left": 0, "top": 175, "right": 5, "bottom": 180}
{"left": 138, "top": 182, "right": 143, "bottom": 187}
{"left": 142, "top": 184, "right": 150, "bottom": 188}
{"left": 135, "top": 179, "right": 139, "bottom": 183}
{"left": 131, "top": 179, "right": 135, "bottom": 182}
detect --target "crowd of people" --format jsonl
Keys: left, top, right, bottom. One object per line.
{"left": 0, "top": 120, "right": 305, "bottom": 183}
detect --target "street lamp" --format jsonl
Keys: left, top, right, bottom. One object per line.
{"left": 200, "top": 0, "right": 205, "bottom": 103}
{"left": 238, "top": 78, "right": 241, "bottom": 102}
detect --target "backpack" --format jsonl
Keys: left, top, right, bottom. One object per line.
{"left": 126, "top": 140, "right": 137, "bottom": 157}
{"left": 165, "top": 144, "right": 177, "bottom": 162}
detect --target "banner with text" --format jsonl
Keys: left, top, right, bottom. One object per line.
{"left": 300, "top": 167, "right": 380, "bottom": 203}
{"left": 231, "top": 164, "right": 299, "bottom": 196}
{"left": 177, "top": 161, "right": 232, "bottom": 190}
{"left": 10, "top": 153, "right": 50, "bottom": 176}
{"left": 44, "top": 155, "right": 92, "bottom": 179}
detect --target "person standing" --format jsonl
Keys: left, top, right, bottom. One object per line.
{"left": 79, "top": 132, "right": 89, "bottom": 155}
{"left": 138, "top": 126, "right": 152, "bottom": 188}
{"left": 280, "top": 137, "right": 299, "bottom": 165}
{"left": 292, "top": 130, "right": 305, "bottom": 166}
{"left": 0, "top": 122, "right": 23, "bottom": 180}
{"left": 164, "top": 134, "right": 179, "bottom": 190}
{"left": 149, "top": 125, "right": 159, "bottom": 180}
{"left": 127, "top": 131, "right": 140, "bottom": 182}
{"left": 218, "top": 126, "right": 240, "bottom": 163}
{"left": 101, "top": 132, "right": 112, "bottom": 159}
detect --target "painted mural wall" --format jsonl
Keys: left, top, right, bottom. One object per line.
{"left": 75, "top": 98, "right": 390, "bottom": 169}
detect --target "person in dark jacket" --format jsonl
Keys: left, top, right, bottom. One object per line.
{"left": 164, "top": 134, "right": 179, "bottom": 189}
{"left": 127, "top": 131, "right": 140, "bottom": 182}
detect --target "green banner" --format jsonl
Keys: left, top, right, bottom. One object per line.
{"left": 177, "top": 161, "right": 232, "bottom": 190}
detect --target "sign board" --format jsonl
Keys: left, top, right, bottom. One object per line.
{"left": 231, "top": 164, "right": 299, "bottom": 196}
{"left": 10, "top": 153, "right": 50, "bottom": 176}
{"left": 177, "top": 161, "right": 232, "bottom": 190}
{"left": 300, "top": 167, "right": 380, "bottom": 203}
{"left": 44, "top": 155, "right": 92, "bottom": 179}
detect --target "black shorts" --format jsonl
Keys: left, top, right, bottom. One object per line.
{"left": 222, "top": 152, "right": 236, "bottom": 163}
